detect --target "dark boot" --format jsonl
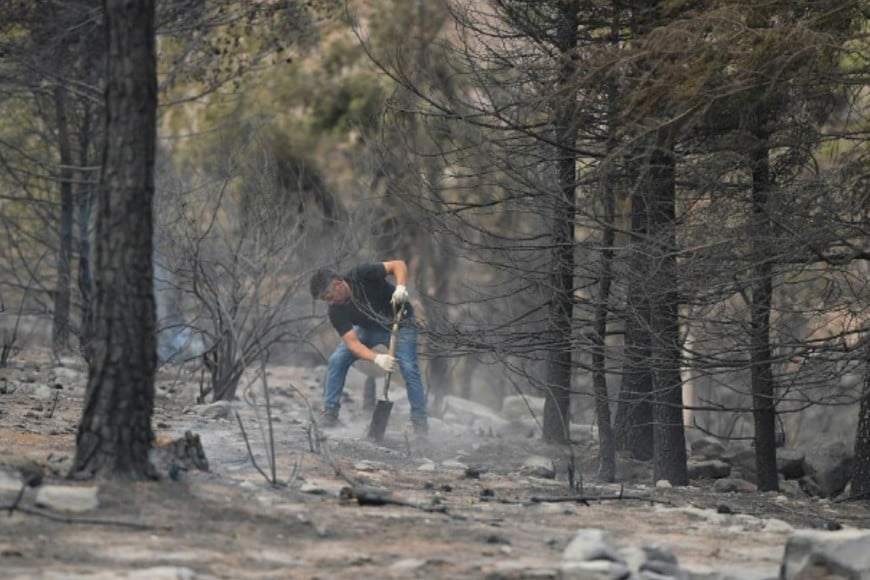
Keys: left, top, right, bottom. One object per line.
{"left": 411, "top": 418, "right": 428, "bottom": 438}
{"left": 320, "top": 407, "right": 340, "bottom": 428}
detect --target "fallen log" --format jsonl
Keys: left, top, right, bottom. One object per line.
{"left": 529, "top": 493, "right": 673, "bottom": 506}
{"left": 0, "top": 501, "right": 169, "bottom": 530}
{"left": 339, "top": 485, "right": 447, "bottom": 513}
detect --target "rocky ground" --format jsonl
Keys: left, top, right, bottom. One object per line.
{"left": 1, "top": 350, "right": 869, "bottom": 579}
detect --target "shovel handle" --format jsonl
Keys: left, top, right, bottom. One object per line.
{"left": 382, "top": 303, "right": 406, "bottom": 400}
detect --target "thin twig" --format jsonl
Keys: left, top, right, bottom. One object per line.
{"left": 288, "top": 455, "right": 302, "bottom": 483}
{"left": 567, "top": 449, "right": 582, "bottom": 494}
{"left": 284, "top": 382, "right": 356, "bottom": 485}
{"left": 287, "top": 382, "right": 321, "bottom": 455}
{"left": 45, "top": 390, "right": 60, "bottom": 419}
{"left": 259, "top": 361, "right": 277, "bottom": 484}
{"left": 306, "top": 423, "right": 319, "bottom": 454}
{"left": 235, "top": 410, "right": 271, "bottom": 483}
{"left": 1, "top": 503, "right": 169, "bottom": 530}
{"left": 320, "top": 437, "right": 358, "bottom": 487}
{"left": 7, "top": 483, "right": 27, "bottom": 516}
{"left": 241, "top": 366, "right": 274, "bottom": 480}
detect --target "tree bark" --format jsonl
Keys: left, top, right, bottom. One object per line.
{"left": 211, "top": 329, "right": 244, "bottom": 401}
{"left": 51, "top": 86, "right": 74, "bottom": 356}
{"left": 542, "top": 2, "right": 579, "bottom": 444}
{"left": 71, "top": 0, "right": 158, "bottom": 480}
{"left": 77, "top": 98, "right": 97, "bottom": 363}
{"left": 647, "top": 130, "right": 687, "bottom": 486}
{"left": 749, "top": 126, "right": 779, "bottom": 492}
{"left": 77, "top": 180, "right": 95, "bottom": 361}
{"left": 614, "top": 163, "right": 654, "bottom": 461}
{"left": 417, "top": 238, "right": 453, "bottom": 416}
{"left": 593, "top": 16, "right": 623, "bottom": 480}
{"left": 852, "top": 341, "right": 870, "bottom": 499}
{"left": 592, "top": 173, "right": 616, "bottom": 481}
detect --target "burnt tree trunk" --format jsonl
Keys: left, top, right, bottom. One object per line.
{"left": 542, "top": 3, "right": 579, "bottom": 444}
{"left": 71, "top": 0, "right": 157, "bottom": 480}
{"left": 211, "top": 329, "right": 244, "bottom": 401}
{"left": 76, "top": 57, "right": 99, "bottom": 363}
{"left": 647, "top": 131, "right": 687, "bottom": 486}
{"left": 592, "top": 125, "right": 618, "bottom": 480}
{"left": 614, "top": 162, "right": 654, "bottom": 461}
{"left": 51, "top": 86, "right": 74, "bottom": 356}
{"left": 592, "top": 18, "right": 622, "bottom": 480}
{"left": 852, "top": 341, "right": 870, "bottom": 499}
{"left": 417, "top": 236, "right": 454, "bottom": 416}
{"left": 749, "top": 125, "right": 778, "bottom": 492}
{"left": 592, "top": 185, "right": 616, "bottom": 480}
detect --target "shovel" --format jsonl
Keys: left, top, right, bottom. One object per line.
{"left": 367, "top": 303, "right": 406, "bottom": 442}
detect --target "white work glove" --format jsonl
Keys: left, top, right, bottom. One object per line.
{"left": 391, "top": 284, "right": 409, "bottom": 306}
{"left": 373, "top": 353, "right": 396, "bottom": 373}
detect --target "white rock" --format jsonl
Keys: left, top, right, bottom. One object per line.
{"left": 35, "top": 485, "right": 99, "bottom": 512}
{"left": 660, "top": 505, "right": 726, "bottom": 525}
{"left": 762, "top": 518, "right": 794, "bottom": 533}
{"left": 561, "top": 560, "right": 629, "bottom": 580}
{"left": 52, "top": 366, "right": 82, "bottom": 381}
{"left": 31, "top": 384, "right": 59, "bottom": 400}
{"left": 193, "top": 401, "right": 233, "bottom": 420}
{"left": 354, "top": 460, "right": 381, "bottom": 472}
{"left": 390, "top": 558, "right": 427, "bottom": 571}
{"left": 443, "top": 395, "right": 508, "bottom": 429}
{"left": 501, "top": 394, "right": 545, "bottom": 419}
{"left": 129, "top": 566, "right": 197, "bottom": 579}
{"left": 520, "top": 455, "right": 556, "bottom": 479}
{"left": 0, "top": 468, "right": 22, "bottom": 493}
{"left": 781, "top": 528, "right": 870, "bottom": 579}
{"left": 299, "top": 482, "right": 327, "bottom": 495}
{"left": 562, "top": 528, "right": 624, "bottom": 563}
{"left": 42, "top": 566, "right": 198, "bottom": 579}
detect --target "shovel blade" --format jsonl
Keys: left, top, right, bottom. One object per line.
{"left": 367, "top": 400, "right": 394, "bottom": 441}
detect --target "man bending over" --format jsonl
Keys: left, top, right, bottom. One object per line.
{"left": 309, "top": 260, "right": 428, "bottom": 435}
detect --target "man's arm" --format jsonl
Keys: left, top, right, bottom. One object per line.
{"left": 384, "top": 260, "right": 409, "bottom": 306}
{"left": 340, "top": 328, "right": 377, "bottom": 362}
{"left": 383, "top": 260, "right": 407, "bottom": 285}
{"left": 340, "top": 328, "right": 394, "bottom": 371}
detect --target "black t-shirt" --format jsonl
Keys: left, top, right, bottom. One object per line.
{"left": 327, "top": 263, "right": 414, "bottom": 336}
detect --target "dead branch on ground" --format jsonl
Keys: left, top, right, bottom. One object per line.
{"left": 1, "top": 500, "right": 170, "bottom": 530}
{"left": 339, "top": 485, "right": 447, "bottom": 514}
{"left": 529, "top": 486, "right": 675, "bottom": 506}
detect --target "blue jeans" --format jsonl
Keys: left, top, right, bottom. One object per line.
{"left": 324, "top": 323, "right": 428, "bottom": 422}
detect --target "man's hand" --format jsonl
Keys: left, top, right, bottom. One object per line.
{"left": 391, "top": 284, "right": 409, "bottom": 306}
{"left": 373, "top": 353, "right": 396, "bottom": 373}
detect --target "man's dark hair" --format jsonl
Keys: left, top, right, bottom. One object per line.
{"left": 310, "top": 268, "right": 339, "bottom": 299}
